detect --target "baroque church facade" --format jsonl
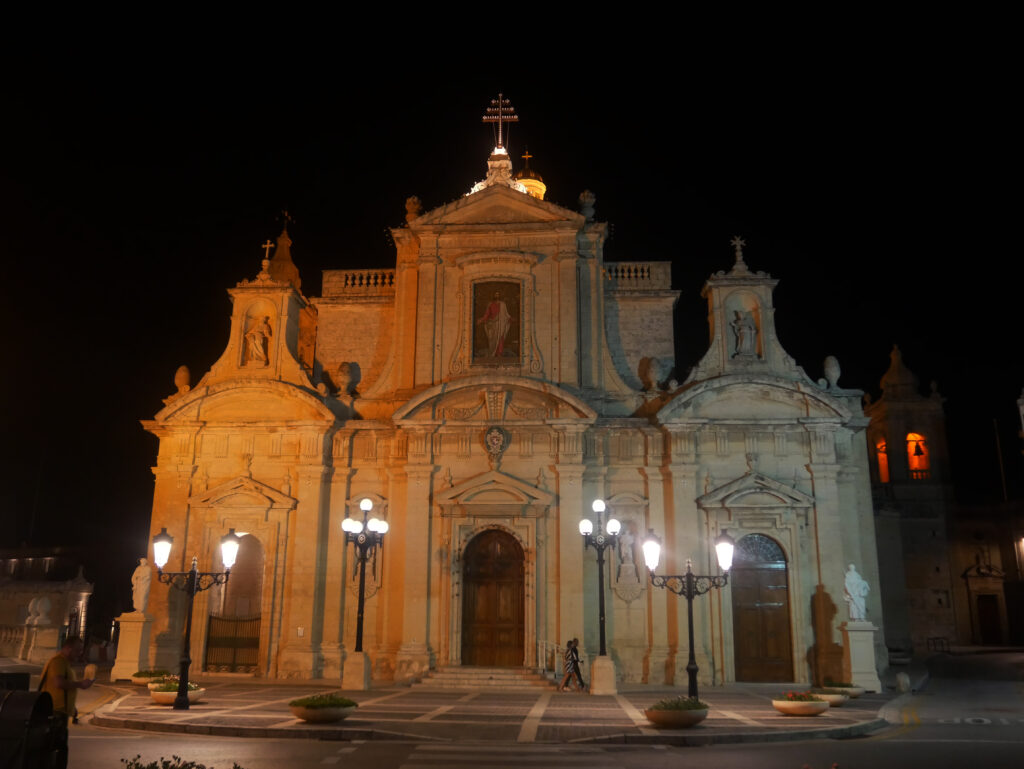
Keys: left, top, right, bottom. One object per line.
{"left": 141, "top": 135, "right": 886, "bottom": 687}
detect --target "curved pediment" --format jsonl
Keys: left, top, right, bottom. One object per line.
{"left": 657, "top": 375, "right": 854, "bottom": 424}
{"left": 412, "top": 185, "right": 583, "bottom": 228}
{"left": 155, "top": 379, "right": 335, "bottom": 424}
{"left": 393, "top": 375, "right": 597, "bottom": 424}
{"left": 436, "top": 469, "right": 554, "bottom": 517}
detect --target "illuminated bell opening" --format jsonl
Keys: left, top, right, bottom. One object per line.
{"left": 605, "top": 517, "right": 621, "bottom": 536}
{"left": 220, "top": 529, "right": 242, "bottom": 570}
{"left": 715, "top": 532, "right": 736, "bottom": 572}
{"left": 642, "top": 530, "right": 662, "bottom": 572}
{"left": 152, "top": 528, "right": 173, "bottom": 569}
{"left": 579, "top": 519, "right": 594, "bottom": 536}
{"left": 592, "top": 499, "right": 606, "bottom": 514}
{"left": 360, "top": 498, "right": 373, "bottom": 512}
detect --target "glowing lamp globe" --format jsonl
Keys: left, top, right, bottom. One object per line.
{"left": 152, "top": 528, "right": 174, "bottom": 569}
{"left": 220, "top": 529, "right": 242, "bottom": 570}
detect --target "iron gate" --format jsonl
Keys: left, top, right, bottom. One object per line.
{"left": 205, "top": 615, "right": 260, "bottom": 673}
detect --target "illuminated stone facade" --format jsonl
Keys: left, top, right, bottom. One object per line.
{"left": 141, "top": 149, "right": 885, "bottom": 686}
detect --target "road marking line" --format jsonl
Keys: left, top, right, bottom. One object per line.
{"left": 412, "top": 691, "right": 479, "bottom": 721}
{"left": 320, "top": 758, "right": 339, "bottom": 764}
{"left": 614, "top": 694, "right": 658, "bottom": 735}
{"left": 516, "top": 692, "right": 552, "bottom": 743}
{"left": 717, "top": 709, "right": 763, "bottom": 726}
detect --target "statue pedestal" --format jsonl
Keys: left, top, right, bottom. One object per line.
{"left": 110, "top": 612, "right": 152, "bottom": 682}
{"left": 343, "top": 651, "right": 372, "bottom": 690}
{"left": 841, "top": 620, "right": 882, "bottom": 693}
{"left": 589, "top": 656, "right": 617, "bottom": 695}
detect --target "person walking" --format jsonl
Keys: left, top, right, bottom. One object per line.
{"left": 570, "top": 638, "right": 586, "bottom": 691}
{"left": 558, "top": 640, "right": 576, "bottom": 691}
{"left": 40, "top": 636, "right": 93, "bottom": 769}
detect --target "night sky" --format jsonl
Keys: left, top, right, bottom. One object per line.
{"left": 2, "top": 72, "right": 1018, "bottom": 628}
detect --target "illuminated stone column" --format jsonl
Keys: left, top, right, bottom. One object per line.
{"left": 395, "top": 463, "right": 435, "bottom": 681}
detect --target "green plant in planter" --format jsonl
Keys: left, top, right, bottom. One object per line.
{"left": 779, "top": 690, "right": 824, "bottom": 702}
{"left": 132, "top": 669, "right": 171, "bottom": 678}
{"left": 153, "top": 681, "right": 201, "bottom": 693}
{"left": 813, "top": 688, "right": 848, "bottom": 695}
{"left": 121, "top": 756, "right": 245, "bottom": 769}
{"left": 647, "top": 695, "right": 709, "bottom": 711}
{"left": 288, "top": 693, "right": 358, "bottom": 709}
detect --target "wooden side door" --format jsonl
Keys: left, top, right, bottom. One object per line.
{"left": 462, "top": 530, "right": 525, "bottom": 667}
{"left": 732, "top": 535, "right": 793, "bottom": 682}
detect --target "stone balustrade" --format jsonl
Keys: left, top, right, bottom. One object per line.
{"left": 0, "top": 624, "right": 27, "bottom": 657}
{"left": 603, "top": 262, "right": 672, "bottom": 291}
{"left": 322, "top": 269, "right": 396, "bottom": 297}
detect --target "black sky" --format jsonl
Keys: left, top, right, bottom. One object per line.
{"left": 1, "top": 69, "right": 1019, "bottom": 621}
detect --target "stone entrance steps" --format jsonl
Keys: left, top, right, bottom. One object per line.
{"left": 414, "top": 666, "right": 557, "bottom": 690}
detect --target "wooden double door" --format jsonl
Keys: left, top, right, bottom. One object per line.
{"left": 461, "top": 530, "right": 525, "bottom": 667}
{"left": 732, "top": 534, "right": 793, "bottom": 682}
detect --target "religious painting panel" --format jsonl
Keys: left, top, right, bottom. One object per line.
{"left": 473, "top": 281, "right": 521, "bottom": 364}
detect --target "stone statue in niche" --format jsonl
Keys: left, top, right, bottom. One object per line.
{"left": 244, "top": 315, "right": 272, "bottom": 365}
{"left": 844, "top": 563, "right": 870, "bottom": 620}
{"left": 131, "top": 558, "right": 152, "bottom": 612}
{"left": 731, "top": 310, "right": 758, "bottom": 358}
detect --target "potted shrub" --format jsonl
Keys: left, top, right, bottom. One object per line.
{"left": 643, "top": 695, "right": 710, "bottom": 728}
{"left": 771, "top": 691, "right": 829, "bottom": 716}
{"left": 130, "top": 669, "right": 171, "bottom": 686}
{"left": 288, "top": 693, "right": 359, "bottom": 723}
{"left": 823, "top": 679, "right": 865, "bottom": 698}
{"left": 150, "top": 680, "right": 205, "bottom": 705}
{"left": 148, "top": 675, "right": 179, "bottom": 691}
{"left": 811, "top": 687, "right": 850, "bottom": 707}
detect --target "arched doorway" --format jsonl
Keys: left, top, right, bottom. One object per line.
{"left": 206, "top": 534, "right": 263, "bottom": 673}
{"left": 732, "top": 534, "right": 793, "bottom": 681}
{"left": 461, "top": 529, "right": 525, "bottom": 667}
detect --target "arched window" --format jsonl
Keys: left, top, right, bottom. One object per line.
{"left": 875, "top": 439, "right": 890, "bottom": 484}
{"left": 906, "top": 432, "right": 930, "bottom": 480}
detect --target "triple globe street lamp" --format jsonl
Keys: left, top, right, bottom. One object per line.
{"left": 642, "top": 529, "right": 735, "bottom": 700}
{"left": 152, "top": 526, "right": 242, "bottom": 710}
{"left": 341, "top": 498, "right": 389, "bottom": 654}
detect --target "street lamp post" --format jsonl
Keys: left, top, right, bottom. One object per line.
{"left": 579, "top": 499, "right": 620, "bottom": 693}
{"left": 642, "top": 530, "right": 735, "bottom": 700}
{"left": 152, "top": 527, "right": 241, "bottom": 710}
{"left": 342, "top": 498, "right": 389, "bottom": 652}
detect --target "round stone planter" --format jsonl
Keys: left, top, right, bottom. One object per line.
{"left": 771, "top": 699, "right": 829, "bottom": 716}
{"left": 131, "top": 676, "right": 158, "bottom": 686}
{"left": 643, "top": 708, "right": 708, "bottom": 728}
{"left": 150, "top": 688, "right": 205, "bottom": 705}
{"left": 829, "top": 686, "right": 865, "bottom": 698}
{"left": 812, "top": 692, "right": 850, "bottom": 707}
{"left": 289, "top": 705, "right": 357, "bottom": 723}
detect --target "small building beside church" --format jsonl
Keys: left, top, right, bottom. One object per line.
{"left": 141, "top": 115, "right": 886, "bottom": 687}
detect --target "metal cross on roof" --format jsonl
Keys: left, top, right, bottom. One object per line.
{"left": 482, "top": 93, "right": 518, "bottom": 149}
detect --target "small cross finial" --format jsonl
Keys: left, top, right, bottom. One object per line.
{"left": 279, "top": 209, "right": 294, "bottom": 233}
{"left": 262, "top": 240, "right": 274, "bottom": 259}
{"left": 482, "top": 92, "right": 519, "bottom": 149}
{"left": 522, "top": 148, "right": 533, "bottom": 167}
